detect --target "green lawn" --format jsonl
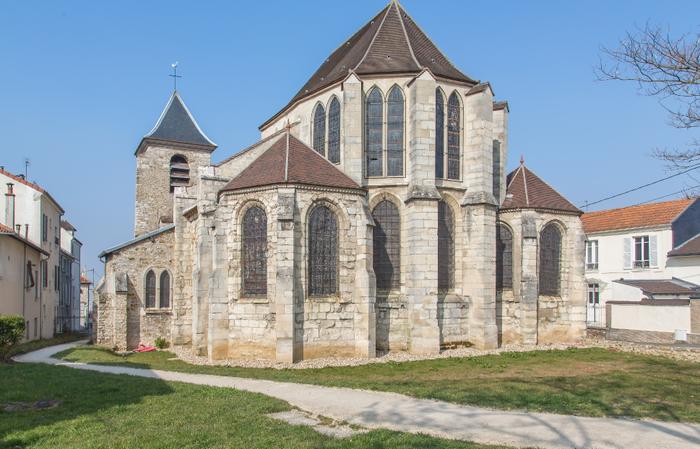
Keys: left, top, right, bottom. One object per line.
{"left": 58, "top": 346, "right": 700, "bottom": 423}
{"left": 0, "top": 363, "right": 508, "bottom": 449}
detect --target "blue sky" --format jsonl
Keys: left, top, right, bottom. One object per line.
{"left": 1, "top": 0, "right": 699, "bottom": 274}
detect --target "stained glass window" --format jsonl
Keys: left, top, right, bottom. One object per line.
{"left": 308, "top": 205, "right": 338, "bottom": 295}
{"left": 242, "top": 206, "right": 267, "bottom": 296}
{"left": 372, "top": 200, "right": 400, "bottom": 290}
{"left": 159, "top": 271, "right": 171, "bottom": 308}
{"left": 437, "top": 200, "right": 455, "bottom": 291}
{"left": 435, "top": 89, "right": 445, "bottom": 178}
{"left": 145, "top": 270, "right": 156, "bottom": 308}
{"left": 496, "top": 224, "right": 513, "bottom": 290}
{"left": 328, "top": 97, "right": 341, "bottom": 164}
{"left": 447, "top": 92, "right": 460, "bottom": 180}
{"left": 365, "top": 88, "right": 383, "bottom": 177}
{"left": 312, "top": 104, "right": 326, "bottom": 155}
{"left": 387, "top": 86, "right": 404, "bottom": 176}
{"left": 539, "top": 223, "right": 562, "bottom": 295}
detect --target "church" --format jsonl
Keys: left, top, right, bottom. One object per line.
{"left": 96, "top": 1, "right": 587, "bottom": 362}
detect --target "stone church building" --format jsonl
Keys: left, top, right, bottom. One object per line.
{"left": 96, "top": 1, "right": 586, "bottom": 362}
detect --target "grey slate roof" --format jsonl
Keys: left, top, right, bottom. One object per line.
{"left": 98, "top": 224, "right": 175, "bottom": 258}
{"left": 142, "top": 91, "right": 216, "bottom": 148}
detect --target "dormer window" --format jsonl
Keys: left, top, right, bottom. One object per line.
{"left": 169, "top": 155, "right": 190, "bottom": 192}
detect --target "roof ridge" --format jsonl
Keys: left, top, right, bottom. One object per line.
{"left": 215, "top": 126, "right": 292, "bottom": 167}
{"left": 505, "top": 164, "right": 522, "bottom": 190}
{"left": 393, "top": 1, "right": 422, "bottom": 69}
{"left": 522, "top": 166, "right": 530, "bottom": 206}
{"left": 585, "top": 197, "right": 693, "bottom": 216}
{"left": 353, "top": 3, "right": 392, "bottom": 72}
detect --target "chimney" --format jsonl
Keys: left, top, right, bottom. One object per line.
{"left": 5, "top": 183, "right": 15, "bottom": 229}
{"left": 24, "top": 223, "right": 29, "bottom": 239}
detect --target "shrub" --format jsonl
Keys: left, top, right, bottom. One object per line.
{"left": 154, "top": 337, "right": 169, "bottom": 350}
{"left": 0, "top": 315, "right": 26, "bottom": 362}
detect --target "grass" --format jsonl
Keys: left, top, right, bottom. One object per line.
{"left": 0, "top": 363, "right": 509, "bottom": 449}
{"left": 8, "top": 334, "right": 84, "bottom": 358}
{"left": 58, "top": 346, "right": 700, "bottom": 423}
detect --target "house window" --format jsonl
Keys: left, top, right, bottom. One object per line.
{"left": 496, "top": 224, "right": 513, "bottom": 290}
{"left": 586, "top": 240, "right": 598, "bottom": 270}
{"left": 312, "top": 103, "right": 326, "bottom": 155}
{"left": 169, "top": 155, "right": 190, "bottom": 193}
{"left": 446, "top": 92, "right": 461, "bottom": 180}
{"left": 242, "top": 206, "right": 267, "bottom": 296}
{"left": 539, "top": 223, "right": 562, "bottom": 296}
{"left": 34, "top": 317, "right": 37, "bottom": 337}
{"left": 437, "top": 200, "right": 455, "bottom": 291}
{"left": 54, "top": 265, "right": 59, "bottom": 291}
{"left": 308, "top": 205, "right": 338, "bottom": 296}
{"left": 159, "top": 271, "right": 171, "bottom": 308}
{"left": 145, "top": 270, "right": 156, "bottom": 308}
{"left": 328, "top": 97, "right": 341, "bottom": 164}
{"left": 365, "top": 87, "right": 384, "bottom": 177}
{"left": 435, "top": 89, "right": 445, "bottom": 178}
{"left": 372, "top": 200, "right": 400, "bottom": 291}
{"left": 634, "top": 236, "right": 650, "bottom": 268}
{"left": 41, "top": 214, "right": 48, "bottom": 242}
{"left": 41, "top": 260, "right": 48, "bottom": 288}
{"left": 386, "top": 86, "right": 404, "bottom": 176}
{"left": 587, "top": 283, "right": 600, "bottom": 305}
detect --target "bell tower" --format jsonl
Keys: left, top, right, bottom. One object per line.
{"left": 133, "top": 91, "right": 216, "bottom": 237}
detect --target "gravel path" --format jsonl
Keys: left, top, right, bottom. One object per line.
{"left": 15, "top": 341, "right": 700, "bottom": 449}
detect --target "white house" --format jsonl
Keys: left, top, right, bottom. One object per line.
{"left": 59, "top": 220, "right": 82, "bottom": 332}
{"left": 582, "top": 197, "right": 700, "bottom": 343}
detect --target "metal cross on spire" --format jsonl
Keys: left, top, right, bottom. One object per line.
{"left": 169, "top": 62, "right": 182, "bottom": 91}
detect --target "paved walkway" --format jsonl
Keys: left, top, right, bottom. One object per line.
{"left": 16, "top": 341, "right": 700, "bottom": 449}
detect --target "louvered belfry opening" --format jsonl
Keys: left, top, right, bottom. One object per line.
{"left": 496, "top": 224, "right": 513, "bottom": 290}
{"left": 372, "top": 200, "right": 400, "bottom": 291}
{"left": 169, "top": 155, "right": 190, "bottom": 192}
{"left": 242, "top": 206, "right": 267, "bottom": 296}
{"left": 437, "top": 200, "right": 455, "bottom": 291}
{"left": 539, "top": 223, "right": 562, "bottom": 295}
{"left": 308, "top": 205, "right": 338, "bottom": 296}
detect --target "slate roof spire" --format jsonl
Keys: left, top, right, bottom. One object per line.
{"left": 261, "top": 0, "right": 477, "bottom": 130}
{"left": 136, "top": 91, "right": 217, "bottom": 154}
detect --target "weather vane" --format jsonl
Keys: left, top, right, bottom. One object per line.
{"left": 169, "top": 62, "right": 182, "bottom": 91}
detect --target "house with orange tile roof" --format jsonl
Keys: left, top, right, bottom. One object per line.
{"left": 581, "top": 198, "right": 700, "bottom": 343}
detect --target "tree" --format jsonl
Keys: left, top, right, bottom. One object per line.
{"left": 597, "top": 23, "right": 700, "bottom": 170}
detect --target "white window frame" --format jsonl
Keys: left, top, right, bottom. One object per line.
{"left": 633, "top": 235, "right": 650, "bottom": 268}
{"left": 585, "top": 240, "right": 598, "bottom": 270}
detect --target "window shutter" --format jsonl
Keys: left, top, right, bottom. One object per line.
{"left": 623, "top": 238, "right": 632, "bottom": 269}
{"left": 649, "top": 235, "right": 658, "bottom": 267}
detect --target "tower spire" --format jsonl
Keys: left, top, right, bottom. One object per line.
{"left": 169, "top": 62, "right": 182, "bottom": 92}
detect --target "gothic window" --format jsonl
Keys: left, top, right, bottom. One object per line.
{"left": 496, "top": 224, "right": 513, "bottom": 290}
{"left": 539, "top": 223, "right": 562, "bottom": 296}
{"left": 169, "top": 155, "right": 189, "bottom": 193}
{"left": 145, "top": 270, "right": 156, "bottom": 308}
{"left": 386, "top": 86, "right": 404, "bottom": 176}
{"left": 437, "top": 200, "right": 455, "bottom": 291}
{"left": 365, "top": 87, "right": 384, "bottom": 177}
{"left": 308, "top": 205, "right": 338, "bottom": 296}
{"left": 328, "top": 97, "right": 341, "bottom": 164}
{"left": 312, "top": 104, "right": 326, "bottom": 155}
{"left": 372, "top": 200, "right": 400, "bottom": 290}
{"left": 242, "top": 206, "right": 267, "bottom": 296}
{"left": 435, "top": 89, "right": 445, "bottom": 178}
{"left": 447, "top": 92, "right": 461, "bottom": 180}
{"left": 159, "top": 271, "right": 171, "bottom": 308}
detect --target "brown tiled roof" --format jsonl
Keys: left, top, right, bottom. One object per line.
{"left": 582, "top": 198, "right": 693, "bottom": 234}
{"left": 220, "top": 133, "right": 361, "bottom": 192}
{"left": 501, "top": 163, "right": 580, "bottom": 214}
{"left": 668, "top": 233, "right": 700, "bottom": 257}
{"left": 614, "top": 278, "right": 699, "bottom": 296}
{"left": 260, "top": 1, "right": 476, "bottom": 130}
{"left": 0, "top": 223, "right": 49, "bottom": 255}
{"left": 0, "top": 167, "right": 65, "bottom": 214}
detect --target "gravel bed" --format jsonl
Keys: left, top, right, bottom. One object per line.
{"left": 170, "top": 338, "right": 700, "bottom": 369}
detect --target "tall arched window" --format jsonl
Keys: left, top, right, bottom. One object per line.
{"left": 308, "top": 205, "right": 338, "bottom": 296}
{"left": 312, "top": 104, "right": 326, "bottom": 155}
{"left": 145, "top": 270, "right": 156, "bottom": 308}
{"left": 242, "top": 206, "right": 267, "bottom": 296}
{"left": 328, "top": 97, "right": 341, "bottom": 164}
{"left": 387, "top": 86, "right": 404, "bottom": 176}
{"left": 169, "top": 155, "right": 189, "bottom": 192}
{"left": 159, "top": 271, "right": 171, "bottom": 308}
{"left": 447, "top": 92, "right": 461, "bottom": 180}
{"left": 435, "top": 89, "right": 445, "bottom": 179}
{"left": 437, "top": 200, "right": 455, "bottom": 291}
{"left": 365, "top": 87, "right": 383, "bottom": 177}
{"left": 496, "top": 224, "right": 513, "bottom": 290}
{"left": 372, "top": 200, "right": 400, "bottom": 290}
{"left": 540, "top": 223, "right": 562, "bottom": 296}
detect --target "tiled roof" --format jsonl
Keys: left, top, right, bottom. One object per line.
{"left": 220, "top": 133, "right": 361, "bottom": 192}
{"left": 138, "top": 91, "right": 216, "bottom": 153}
{"left": 0, "top": 167, "right": 65, "bottom": 214}
{"left": 0, "top": 223, "right": 49, "bottom": 255}
{"left": 668, "top": 233, "right": 700, "bottom": 257}
{"left": 500, "top": 163, "right": 580, "bottom": 214}
{"left": 260, "top": 1, "right": 476, "bottom": 130}
{"left": 614, "top": 278, "right": 700, "bottom": 296}
{"left": 582, "top": 198, "right": 693, "bottom": 234}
